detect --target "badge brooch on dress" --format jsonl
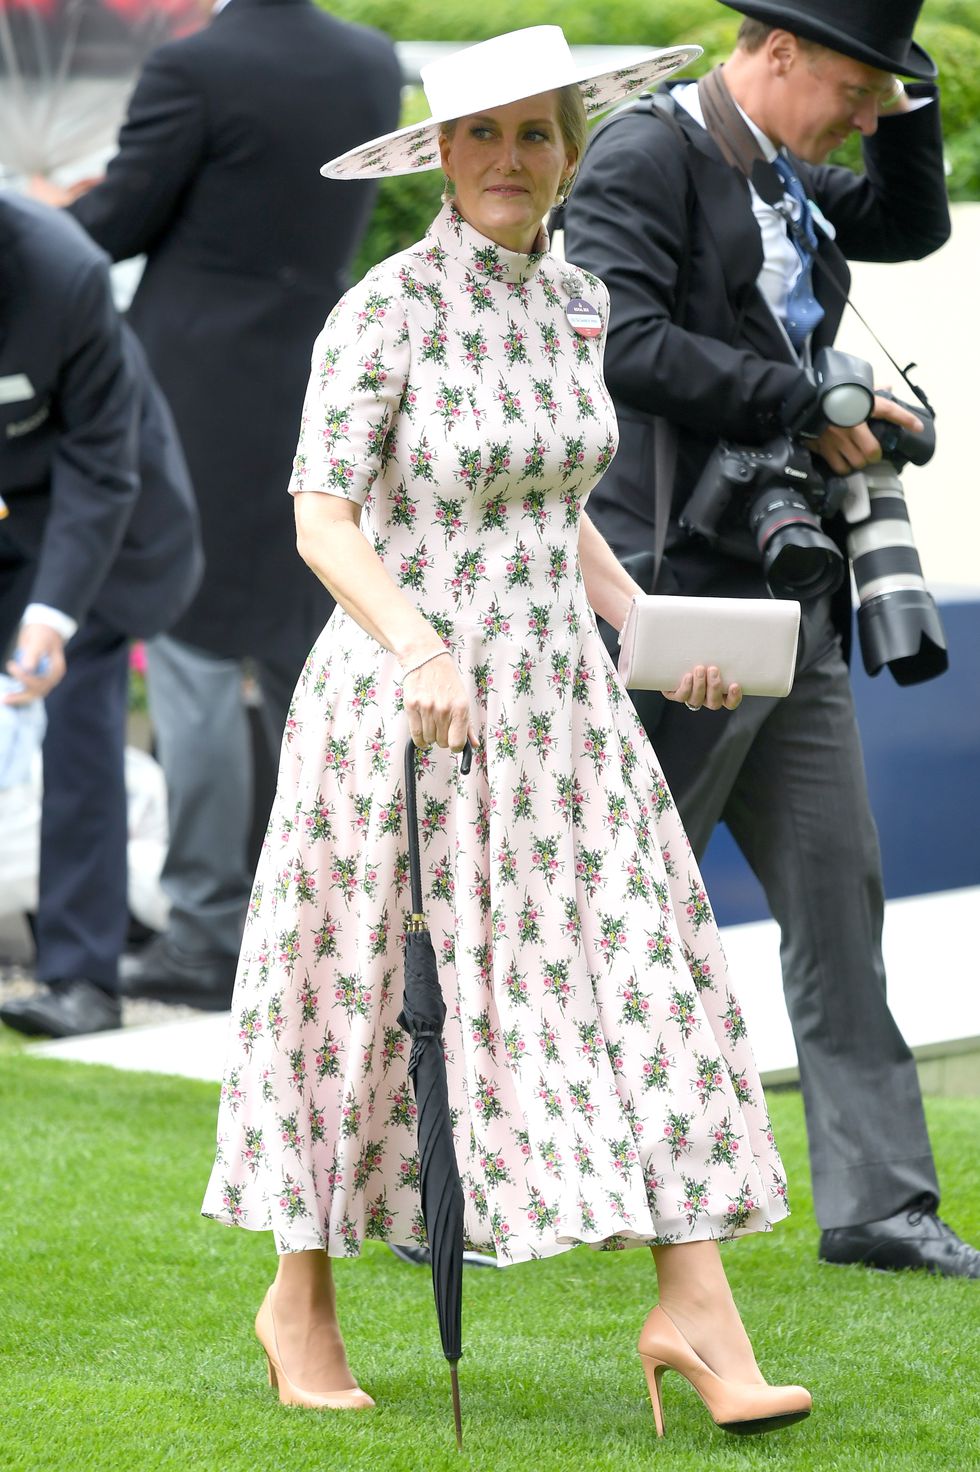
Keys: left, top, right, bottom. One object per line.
{"left": 559, "top": 272, "right": 603, "bottom": 339}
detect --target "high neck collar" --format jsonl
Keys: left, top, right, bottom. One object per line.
{"left": 427, "top": 201, "right": 548, "bottom": 284}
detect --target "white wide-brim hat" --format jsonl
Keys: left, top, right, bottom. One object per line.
{"left": 321, "top": 25, "right": 702, "bottom": 180}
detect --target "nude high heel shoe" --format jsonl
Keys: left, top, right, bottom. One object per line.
{"left": 637, "top": 1305, "right": 811, "bottom": 1437}
{"left": 255, "top": 1290, "right": 375, "bottom": 1411}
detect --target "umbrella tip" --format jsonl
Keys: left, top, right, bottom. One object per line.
{"left": 450, "top": 1362, "right": 463, "bottom": 1450}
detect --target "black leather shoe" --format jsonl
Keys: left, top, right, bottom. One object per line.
{"left": 389, "top": 1243, "right": 431, "bottom": 1266}
{"left": 119, "top": 934, "right": 236, "bottom": 1011}
{"left": 820, "top": 1197, "right": 980, "bottom": 1278}
{"left": 388, "top": 1243, "right": 500, "bottom": 1269}
{"left": 0, "top": 980, "right": 122, "bottom": 1038}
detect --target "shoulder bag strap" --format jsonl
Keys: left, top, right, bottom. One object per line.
{"left": 639, "top": 95, "right": 695, "bottom": 589}
{"left": 558, "top": 92, "right": 696, "bottom": 590}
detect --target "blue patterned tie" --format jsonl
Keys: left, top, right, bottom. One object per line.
{"left": 772, "top": 153, "right": 825, "bottom": 354}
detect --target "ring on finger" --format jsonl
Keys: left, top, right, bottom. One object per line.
{"left": 684, "top": 701, "right": 701, "bottom": 712}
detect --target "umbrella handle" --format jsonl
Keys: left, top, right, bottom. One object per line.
{"left": 404, "top": 739, "right": 472, "bottom": 918}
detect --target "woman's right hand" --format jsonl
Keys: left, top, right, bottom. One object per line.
{"left": 403, "top": 652, "right": 480, "bottom": 753}
{"left": 293, "top": 495, "right": 478, "bottom": 752}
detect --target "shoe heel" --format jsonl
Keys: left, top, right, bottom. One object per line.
{"left": 639, "top": 1353, "right": 667, "bottom": 1438}
{"left": 266, "top": 1354, "right": 278, "bottom": 1391}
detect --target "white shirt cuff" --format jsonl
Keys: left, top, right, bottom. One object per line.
{"left": 21, "top": 603, "right": 78, "bottom": 644}
{"left": 882, "top": 96, "right": 933, "bottom": 114}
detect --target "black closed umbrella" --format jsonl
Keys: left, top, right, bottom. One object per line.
{"left": 398, "top": 737, "right": 472, "bottom": 1450}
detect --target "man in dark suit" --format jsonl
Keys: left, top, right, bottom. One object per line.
{"left": 58, "top": 0, "right": 402, "bottom": 1007}
{"left": 564, "top": 0, "right": 979, "bottom": 1276}
{"left": 0, "top": 195, "right": 202, "bottom": 1039}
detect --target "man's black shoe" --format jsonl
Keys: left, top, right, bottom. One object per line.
{"left": 0, "top": 980, "right": 122, "bottom": 1038}
{"left": 820, "top": 1197, "right": 980, "bottom": 1278}
{"left": 119, "top": 934, "right": 236, "bottom": 1011}
{"left": 388, "top": 1243, "right": 500, "bottom": 1269}
{"left": 389, "top": 1243, "right": 431, "bottom": 1266}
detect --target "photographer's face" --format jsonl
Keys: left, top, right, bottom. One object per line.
{"left": 776, "top": 42, "right": 895, "bottom": 163}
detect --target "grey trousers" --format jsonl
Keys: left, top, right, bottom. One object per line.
{"left": 145, "top": 633, "right": 305, "bottom": 959}
{"left": 634, "top": 597, "right": 939, "bottom": 1230}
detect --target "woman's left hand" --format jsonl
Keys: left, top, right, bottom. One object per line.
{"left": 663, "top": 665, "right": 741, "bottom": 713}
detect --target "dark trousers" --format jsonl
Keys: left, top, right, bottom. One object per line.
{"left": 634, "top": 596, "right": 939, "bottom": 1230}
{"left": 36, "top": 615, "right": 130, "bottom": 994}
{"left": 1, "top": 537, "right": 129, "bottom": 994}
{"left": 145, "top": 633, "right": 308, "bottom": 960}
{"left": 0, "top": 545, "right": 35, "bottom": 657}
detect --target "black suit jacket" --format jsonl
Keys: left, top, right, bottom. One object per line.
{"left": 0, "top": 196, "right": 201, "bottom": 650}
{"left": 70, "top": 0, "right": 402, "bottom": 660}
{"left": 564, "top": 83, "right": 950, "bottom": 628}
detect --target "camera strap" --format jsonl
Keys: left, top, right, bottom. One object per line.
{"left": 808, "top": 256, "right": 935, "bottom": 417}
{"left": 561, "top": 94, "right": 696, "bottom": 591}
{"left": 697, "top": 65, "right": 935, "bottom": 416}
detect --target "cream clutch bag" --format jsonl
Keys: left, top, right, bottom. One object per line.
{"left": 617, "top": 594, "right": 802, "bottom": 698}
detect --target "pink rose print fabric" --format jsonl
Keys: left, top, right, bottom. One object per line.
{"left": 201, "top": 203, "right": 788, "bottom": 1263}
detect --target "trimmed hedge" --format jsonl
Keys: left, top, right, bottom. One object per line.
{"left": 338, "top": 0, "right": 979, "bottom": 277}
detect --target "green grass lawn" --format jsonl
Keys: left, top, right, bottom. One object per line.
{"left": 1, "top": 1055, "right": 977, "bottom": 1472}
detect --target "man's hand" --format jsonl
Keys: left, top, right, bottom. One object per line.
{"left": 814, "top": 393, "right": 924, "bottom": 475}
{"left": 28, "top": 174, "right": 103, "bottom": 208}
{"left": 4, "top": 624, "right": 67, "bottom": 706}
{"left": 877, "top": 76, "right": 911, "bottom": 117}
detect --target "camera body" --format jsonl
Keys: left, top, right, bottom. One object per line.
{"left": 680, "top": 347, "right": 877, "bottom": 600}
{"left": 680, "top": 434, "right": 849, "bottom": 599}
{"left": 868, "top": 390, "right": 936, "bottom": 468}
{"left": 679, "top": 350, "right": 948, "bottom": 684}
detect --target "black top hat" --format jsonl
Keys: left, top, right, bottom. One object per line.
{"left": 717, "top": 0, "right": 937, "bottom": 81}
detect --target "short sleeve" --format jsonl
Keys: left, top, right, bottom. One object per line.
{"left": 287, "top": 270, "right": 410, "bottom": 506}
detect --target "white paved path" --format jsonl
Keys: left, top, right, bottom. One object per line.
{"left": 29, "top": 887, "right": 980, "bottom": 1086}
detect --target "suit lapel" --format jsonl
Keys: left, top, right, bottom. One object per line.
{"left": 679, "top": 120, "right": 796, "bottom": 365}
{"left": 0, "top": 210, "right": 22, "bottom": 360}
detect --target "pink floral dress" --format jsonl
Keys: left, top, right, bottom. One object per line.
{"left": 201, "top": 203, "right": 788, "bottom": 1263}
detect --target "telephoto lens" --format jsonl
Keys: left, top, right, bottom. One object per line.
{"left": 844, "top": 463, "right": 948, "bottom": 685}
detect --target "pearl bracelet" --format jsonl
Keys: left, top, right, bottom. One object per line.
{"left": 399, "top": 648, "right": 451, "bottom": 681}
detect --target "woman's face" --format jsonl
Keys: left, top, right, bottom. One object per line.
{"left": 439, "top": 91, "right": 575, "bottom": 254}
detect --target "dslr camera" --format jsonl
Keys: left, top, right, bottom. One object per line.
{"left": 679, "top": 348, "right": 948, "bottom": 685}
